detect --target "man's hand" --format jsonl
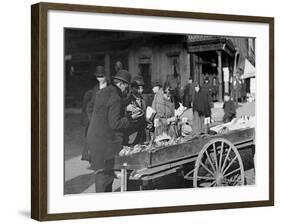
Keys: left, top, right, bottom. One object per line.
{"left": 131, "top": 111, "right": 143, "bottom": 120}
{"left": 126, "top": 104, "right": 137, "bottom": 112}
{"left": 147, "top": 121, "right": 153, "bottom": 129}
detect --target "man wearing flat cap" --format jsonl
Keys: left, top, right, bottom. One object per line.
{"left": 123, "top": 76, "right": 147, "bottom": 145}
{"left": 87, "top": 69, "right": 142, "bottom": 192}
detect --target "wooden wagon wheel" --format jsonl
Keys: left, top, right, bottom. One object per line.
{"left": 193, "top": 138, "right": 245, "bottom": 187}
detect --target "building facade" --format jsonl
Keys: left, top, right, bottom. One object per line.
{"left": 64, "top": 29, "right": 255, "bottom": 107}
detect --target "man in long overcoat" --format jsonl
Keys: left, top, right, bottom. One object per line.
{"left": 80, "top": 66, "right": 108, "bottom": 161}
{"left": 87, "top": 70, "right": 140, "bottom": 192}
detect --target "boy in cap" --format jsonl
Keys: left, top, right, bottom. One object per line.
{"left": 124, "top": 76, "right": 147, "bottom": 145}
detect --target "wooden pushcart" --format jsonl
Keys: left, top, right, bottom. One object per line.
{"left": 114, "top": 127, "right": 255, "bottom": 191}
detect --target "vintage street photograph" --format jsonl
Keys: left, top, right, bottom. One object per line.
{"left": 64, "top": 29, "right": 256, "bottom": 194}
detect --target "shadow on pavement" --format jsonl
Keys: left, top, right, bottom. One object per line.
{"left": 64, "top": 113, "right": 85, "bottom": 160}
{"left": 64, "top": 172, "right": 95, "bottom": 194}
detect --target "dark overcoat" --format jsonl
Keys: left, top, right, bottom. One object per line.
{"left": 193, "top": 90, "right": 211, "bottom": 117}
{"left": 86, "top": 85, "right": 130, "bottom": 171}
{"left": 123, "top": 93, "right": 147, "bottom": 145}
{"left": 80, "top": 85, "right": 100, "bottom": 128}
{"left": 85, "top": 85, "right": 101, "bottom": 122}
{"left": 201, "top": 82, "right": 213, "bottom": 107}
{"left": 183, "top": 83, "right": 194, "bottom": 108}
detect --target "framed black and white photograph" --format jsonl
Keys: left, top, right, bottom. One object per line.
{"left": 31, "top": 2, "right": 274, "bottom": 221}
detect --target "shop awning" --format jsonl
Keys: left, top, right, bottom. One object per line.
{"left": 187, "top": 38, "right": 236, "bottom": 57}
{"left": 242, "top": 59, "right": 255, "bottom": 79}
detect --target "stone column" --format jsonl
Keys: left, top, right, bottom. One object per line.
{"left": 104, "top": 53, "right": 110, "bottom": 79}
{"left": 216, "top": 51, "right": 223, "bottom": 102}
{"left": 231, "top": 50, "right": 239, "bottom": 98}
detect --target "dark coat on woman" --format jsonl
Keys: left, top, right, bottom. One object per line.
{"left": 183, "top": 82, "right": 195, "bottom": 108}
{"left": 86, "top": 85, "right": 131, "bottom": 171}
{"left": 201, "top": 82, "right": 213, "bottom": 108}
{"left": 193, "top": 90, "right": 211, "bottom": 117}
{"left": 192, "top": 89, "right": 211, "bottom": 135}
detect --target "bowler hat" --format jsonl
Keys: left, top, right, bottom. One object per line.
{"left": 95, "top": 65, "right": 105, "bottom": 78}
{"left": 152, "top": 81, "right": 162, "bottom": 88}
{"left": 113, "top": 69, "right": 131, "bottom": 84}
{"left": 132, "top": 76, "right": 145, "bottom": 87}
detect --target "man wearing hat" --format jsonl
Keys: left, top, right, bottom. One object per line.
{"left": 123, "top": 76, "right": 147, "bottom": 145}
{"left": 86, "top": 65, "right": 108, "bottom": 119}
{"left": 87, "top": 69, "right": 142, "bottom": 192}
{"left": 81, "top": 65, "right": 108, "bottom": 161}
{"left": 152, "top": 81, "right": 162, "bottom": 94}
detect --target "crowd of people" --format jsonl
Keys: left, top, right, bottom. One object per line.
{"left": 79, "top": 62, "right": 240, "bottom": 192}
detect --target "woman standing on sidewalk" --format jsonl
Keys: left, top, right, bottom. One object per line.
{"left": 192, "top": 83, "right": 211, "bottom": 135}
{"left": 152, "top": 83, "right": 178, "bottom": 138}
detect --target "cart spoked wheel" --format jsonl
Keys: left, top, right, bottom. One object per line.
{"left": 193, "top": 138, "right": 245, "bottom": 188}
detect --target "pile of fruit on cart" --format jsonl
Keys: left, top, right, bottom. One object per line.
{"left": 119, "top": 133, "right": 193, "bottom": 156}
{"left": 119, "top": 116, "right": 255, "bottom": 157}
